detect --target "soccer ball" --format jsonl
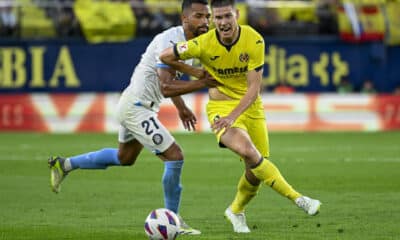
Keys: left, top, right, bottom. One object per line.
{"left": 144, "top": 208, "right": 181, "bottom": 240}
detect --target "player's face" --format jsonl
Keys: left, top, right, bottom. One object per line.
{"left": 212, "top": 5, "right": 239, "bottom": 44}
{"left": 185, "top": 3, "right": 211, "bottom": 38}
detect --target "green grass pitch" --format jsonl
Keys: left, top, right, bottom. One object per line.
{"left": 1, "top": 132, "right": 400, "bottom": 240}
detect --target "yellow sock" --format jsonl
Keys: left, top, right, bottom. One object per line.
{"left": 230, "top": 174, "right": 260, "bottom": 213}
{"left": 251, "top": 158, "right": 301, "bottom": 201}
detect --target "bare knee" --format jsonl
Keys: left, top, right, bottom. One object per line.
{"left": 118, "top": 140, "right": 143, "bottom": 166}
{"left": 118, "top": 150, "right": 138, "bottom": 166}
{"left": 161, "top": 143, "right": 184, "bottom": 160}
{"left": 240, "top": 145, "right": 261, "bottom": 165}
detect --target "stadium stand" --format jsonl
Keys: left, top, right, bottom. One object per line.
{"left": 19, "top": 0, "right": 56, "bottom": 38}
{"left": 0, "top": 0, "right": 398, "bottom": 42}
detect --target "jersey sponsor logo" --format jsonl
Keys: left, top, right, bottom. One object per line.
{"left": 177, "top": 42, "right": 188, "bottom": 54}
{"left": 239, "top": 53, "right": 249, "bottom": 63}
{"left": 152, "top": 133, "right": 163, "bottom": 145}
{"left": 210, "top": 56, "right": 220, "bottom": 61}
{"left": 212, "top": 66, "right": 248, "bottom": 75}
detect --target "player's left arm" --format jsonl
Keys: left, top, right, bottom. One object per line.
{"left": 228, "top": 69, "right": 263, "bottom": 121}
{"left": 212, "top": 69, "right": 263, "bottom": 132}
{"left": 212, "top": 34, "right": 265, "bottom": 132}
{"left": 157, "top": 67, "right": 197, "bottom": 131}
{"left": 171, "top": 96, "right": 197, "bottom": 131}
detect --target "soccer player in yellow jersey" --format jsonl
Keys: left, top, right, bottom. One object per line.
{"left": 160, "top": 0, "right": 321, "bottom": 233}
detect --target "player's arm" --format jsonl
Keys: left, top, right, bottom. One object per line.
{"left": 229, "top": 69, "right": 263, "bottom": 120}
{"left": 160, "top": 45, "right": 205, "bottom": 79}
{"left": 213, "top": 35, "right": 265, "bottom": 132}
{"left": 157, "top": 67, "right": 197, "bottom": 131}
{"left": 157, "top": 67, "right": 216, "bottom": 98}
{"left": 212, "top": 69, "right": 263, "bottom": 132}
{"left": 171, "top": 96, "right": 197, "bottom": 131}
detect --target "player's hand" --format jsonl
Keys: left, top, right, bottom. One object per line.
{"left": 212, "top": 115, "right": 234, "bottom": 133}
{"left": 178, "top": 107, "right": 197, "bottom": 131}
{"left": 198, "top": 71, "right": 220, "bottom": 88}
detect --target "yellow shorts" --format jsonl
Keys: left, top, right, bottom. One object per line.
{"left": 206, "top": 99, "right": 270, "bottom": 158}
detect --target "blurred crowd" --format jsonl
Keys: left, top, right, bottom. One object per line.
{"left": 0, "top": 0, "right": 341, "bottom": 39}
{"left": 2, "top": 0, "right": 400, "bottom": 94}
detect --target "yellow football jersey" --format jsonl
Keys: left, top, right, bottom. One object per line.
{"left": 174, "top": 25, "right": 265, "bottom": 100}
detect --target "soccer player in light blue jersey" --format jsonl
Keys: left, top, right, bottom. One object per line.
{"left": 48, "top": 0, "right": 217, "bottom": 235}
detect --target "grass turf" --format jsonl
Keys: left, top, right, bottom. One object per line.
{"left": 0, "top": 132, "right": 399, "bottom": 240}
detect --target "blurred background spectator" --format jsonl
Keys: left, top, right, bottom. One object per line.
{"left": 0, "top": 0, "right": 398, "bottom": 41}
{"left": 360, "top": 80, "right": 377, "bottom": 94}
{"left": 337, "top": 79, "right": 354, "bottom": 93}
{"left": 274, "top": 79, "right": 295, "bottom": 94}
{"left": 0, "top": 0, "right": 343, "bottom": 39}
{"left": 44, "top": 0, "right": 81, "bottom": 37}
{"left": 0, "top": 4, "right": 18, "bottom": 37}
{"left": 394, "top": 86, "right": 400, "bottom": 95}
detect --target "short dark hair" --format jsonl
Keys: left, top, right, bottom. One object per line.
{"left": 210, "top": 0, "right": 235, "bottom": 8}
{"left": 181, "top": 0, "right": 209, "bottom": 12}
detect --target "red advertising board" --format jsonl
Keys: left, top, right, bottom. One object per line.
{"left": 1, "top": 93, "right": 399, "bottom": 132}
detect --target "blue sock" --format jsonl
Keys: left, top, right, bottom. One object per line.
{"left": 70, "top": 148, "right": 121, "bottom": 169}
{"left": 162, "top": 160, "right": 183, "bottom": 214}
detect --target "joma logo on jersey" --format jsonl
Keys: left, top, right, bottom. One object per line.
{"left": 212, "top": 66, "right": 248, "bottom": 75}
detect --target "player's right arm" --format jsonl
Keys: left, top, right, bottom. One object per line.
{"left": 159, "top": 41, "right": 205, "bottom": 79}
{"left": 157, "top": 67, "right": 217, "bottom": 98}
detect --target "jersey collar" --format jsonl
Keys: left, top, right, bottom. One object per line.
{"left": 215, "top": 26, "right": 241, "bottom": 52}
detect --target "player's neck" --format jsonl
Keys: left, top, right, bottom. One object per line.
{"left": 219, "top": 25, "right": 240, "bottom": 45}
{"left": 183, "top": 26, "right": 195, "bottom": 40}
{"left": 184, "top": 31, "right": 193, "bottom": 40}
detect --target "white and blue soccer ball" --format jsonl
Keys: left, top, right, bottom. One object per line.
{"left": 144, "top": 208, "right": 181, "bottom": 240}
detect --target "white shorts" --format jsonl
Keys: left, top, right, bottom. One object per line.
{"left": 116, "top": 93, "right": 174, "bottom": 155}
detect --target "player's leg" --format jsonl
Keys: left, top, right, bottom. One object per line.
{"left": 224, "top": 169, "right": 259, "bottom": 233}
{"left": 246, "top": 117, "right": 301, "bottom": 201}
{"left": 206, "top": 100, "right": 255, "bottom": 232}
{"left": 229, "top": 117, "right": 266, "bottom": 215}
{"left": 155, "top": 138, "right": 201, "bottom": 235}
{"left": 247, "top": 117, "right": 321, "bottom": 215}
{"left": 128, "top": 108, "right": 200, "bottom": 235}
{"left": 158, "top": 143, "right": 184, "bottom": 215}
{"left": 48, "top": 125, "right": 144, "bottom": 193}
{"left": 222, "top": 125, "right": 321, "bottom": 216}
{"left": 157, "top": 143, "right": 200, "bottom": 235}
{"left": 248, "top": 155, "right": 321, "bottom": 215}
{"left": 221, "top": 127, "right": 300, "bottom": 200}
{"left": 219, "top": 127, "right": 261, "bottom": 233}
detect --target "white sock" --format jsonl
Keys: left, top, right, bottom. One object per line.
{"left": 63, "top": 158, "right": 73, "bottom": 172}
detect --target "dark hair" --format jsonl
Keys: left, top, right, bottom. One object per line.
{"left": 210, "top": 0, "right": 235, "bottom": 7}
{"left": 181, "top": 0, "right": 209, "bottom": 12}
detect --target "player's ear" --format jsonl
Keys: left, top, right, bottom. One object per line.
{"left": 181, "top": 11, "right": 189, "bottom": 24}
{"left": 235, "top": 8, "right": 240, "bottom": 20}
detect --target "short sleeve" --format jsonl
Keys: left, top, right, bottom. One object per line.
{"left": 156, "top": 32, "right": 178, "bottom": 68}
{"left": 174, "top": 38, "right": 201, "bottom": 60}
{"left": 248, "top": 37, "right": 265, "bottom": 71}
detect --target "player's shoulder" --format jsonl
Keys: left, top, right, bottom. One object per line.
{"left": 157, "top": 26, "right": 185, "bottom": 42}
{"left": 240, "top": 25, "right": 264, "bottom": 45}
{"left": 240, "top": 25, "right": 261, "bottom": 35}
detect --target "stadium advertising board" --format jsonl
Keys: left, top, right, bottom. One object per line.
{"left": 1, "top": 93, "right": 399, "bottom": 132}
{"left": 0, "top": 39, "right": 399, "bottom": 93}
